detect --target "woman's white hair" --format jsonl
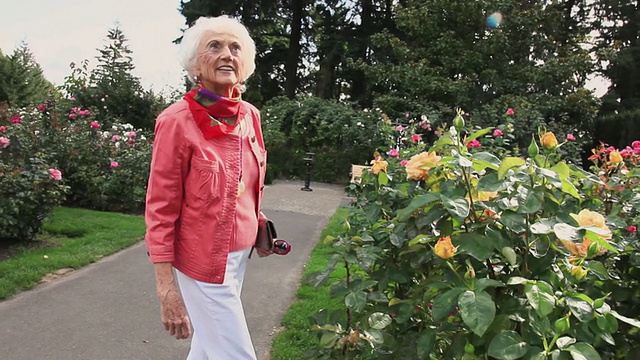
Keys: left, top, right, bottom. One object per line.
{"left": 178, "top": 15, "right": 256, "bottom": 89}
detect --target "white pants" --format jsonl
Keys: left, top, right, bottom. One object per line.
{"left": 175, "top": 248, "right": 257, "bottom": 360}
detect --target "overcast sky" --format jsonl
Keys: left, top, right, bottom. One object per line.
{"left": 0, "top": 0, "right": 186, "bottom": 94}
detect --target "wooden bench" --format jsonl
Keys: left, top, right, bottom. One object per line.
{"left": 350, "top": 164, "right": 371, "bottom": 184}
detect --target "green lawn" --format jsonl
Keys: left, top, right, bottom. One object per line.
{"left": 0, "top": 207, "right": 146, "bottom": 300}
{"left": 270, "top": 206, "right": 351, "bottom": 360}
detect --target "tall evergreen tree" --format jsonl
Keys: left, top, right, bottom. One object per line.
{"left": 0, "top": 42, "right": 52, "bottom": 107}
{"left": 594, "top": 0, "right": 640, "bottom": 148}
{"left": 86, "top": 25, "right": 155, "bottom": 129}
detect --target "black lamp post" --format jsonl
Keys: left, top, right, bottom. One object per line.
{"left": 300, "top": 152, "right": 315, "bottom": 191}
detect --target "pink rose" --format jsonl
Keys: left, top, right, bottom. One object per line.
{"left": 0, "top": 137, "right": 10, "bottom": 148}
{"left": 387, "top": 148, "right": 400, "bottom": 157}
{"left": 634, "top": 147, "right": 640, "bottom": 155}
{"left": 466, "top": 139, "right": 481, "bottom": 148}
{"left": 493, "top": 129, "right": 503, "bottom": 137}
{"left": 68, "top": 113, "right": 77, "bottom": 119}
{"left": 626, "top": 225, "right": 637, "bottom": 233}
{"left": 110, "top": 161, "right": 119, "bottom": 168}
{"left": 37, "top": 104, "right": 46, "bottom": 112}
{"left": 605, "top": 146, "right": 615, "bottom": 154}
{"left": 111, "top": 135, "right": 120, "bottom": 141}
{"left": 79, "top": 110, "right": 91, "bottom": 116}
{"left": 620, "top": 148, "right": 633, "bottom": 158}
{"left": 124, "top": 131, "right": 137, "bottom": 138}
{"left": 632, "top": 140, "right": 640, "bottom": 149}
{"left": 69, "top": 96, "right": 76, "bottom": 101}
{"left": 400, "top": 160, "right": 409, "bottom": 166}
{"left": 90, "top": 121, "right": 100, "bottom": 129}
{"left": 566, "top": 134, "right": 576, "bottom": 141}
{"left": 411, "top": 134, "right": 421, "bottom": 143}
{"left": 0, "top": 126, "right": 6, "bottom": 131}
{"left": 49, "top": 168, "right": 63, "bottom": 181}
{"left": 10, "top": 116, "right": 21, "bottom": 124}
{"left": 506, "top": 108, "right": 515, "bottom": 116}
{"left": 395, "top": 125, "right": 406, "bottom": 132}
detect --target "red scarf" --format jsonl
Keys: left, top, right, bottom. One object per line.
{"left": 183, "top": 87, "right": 246, "bottom": 139}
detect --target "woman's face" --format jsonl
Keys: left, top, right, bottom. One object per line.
{"left": 195, "top": 30, "right": 245, "bottom": 97}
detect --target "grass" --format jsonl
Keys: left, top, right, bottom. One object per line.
{"left": 0, "top": 207, "right": 146, "bottom": 300}
{"left": 270, "top": 206, "right": 351, "bottom": 360}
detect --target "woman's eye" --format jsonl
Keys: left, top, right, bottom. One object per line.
{"left": 208, "top": 42, "right": 219, "bottom": 50}
{"left": 232, "top": 44, "right": 241, "bottom": 51}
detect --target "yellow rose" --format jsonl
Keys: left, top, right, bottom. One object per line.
{"left": 570, "top": 266, "right": 588, "bottom": 280}
{"left": 370, "top": 157, "right": 388, "bottom": 175}
{"left": 559, "top": 209, "right": 611, "bottom": 260}
{"left": 540, "top": 132, "right": 558, "bottom": 150}
{"left": 434, "top": 236, "right": 456, "bottom": 259}
{"left": 609, "top": 150, "right": 623, "bottom": 164}
{"left": 405, "top": 151, "right": 442, "bottom": 181}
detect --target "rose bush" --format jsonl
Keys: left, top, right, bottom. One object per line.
{"left": 0, "top": 105, "right": 69, "bottom": 241}
{"left": 308, "top": 109, "right": 640, "bottom": 359}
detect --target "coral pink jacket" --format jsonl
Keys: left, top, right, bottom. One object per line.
{"left": 144, "top": 99, "right": 267, "bottom": 284}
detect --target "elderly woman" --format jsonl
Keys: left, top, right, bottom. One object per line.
{"left": 144, "top": 15, "right": 269, "bottom": 359}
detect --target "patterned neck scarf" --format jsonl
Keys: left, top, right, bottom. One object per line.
{"left": 183, "top": 85, "right": 246, "bottom": 139}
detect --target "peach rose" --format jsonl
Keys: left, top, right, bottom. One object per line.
{"left": 559, "top": 209, "right": 611, "bottom": 260}
{"left": 370, "top": 157, "right": 388, "bottom": 175}
{"left": 434, "top": 236, "right": 456, "bottom": 259}
{"left": 405, "top": 151, "right": 441, "bottom": 181}
{"left": 609, "top": 150, "right": 623, "bottom": 164}
{"left": 540, "top": 132, "right": 558, "bottom": 150}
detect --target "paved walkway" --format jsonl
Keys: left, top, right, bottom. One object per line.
{"left": 0, "top": 180, "right": 346, "bottom": 360}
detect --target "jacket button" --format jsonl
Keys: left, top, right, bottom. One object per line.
{"left": 251, "top": 136, "right": 256, "bottom": 142}
{"left": 260, "top": 161, "right": 265, "bottom": 167}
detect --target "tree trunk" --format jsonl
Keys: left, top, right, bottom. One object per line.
{"left": 285, "top": 0, "right": 304, "bottom": 99}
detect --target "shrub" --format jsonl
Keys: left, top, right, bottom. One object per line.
{"left": 308, "top": 108, "right": 640, "bottom": 359}
{"left": 0, "top": 107, "right": 69, "bottom": 241}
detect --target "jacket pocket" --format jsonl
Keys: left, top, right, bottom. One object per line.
{"left": 186, "top": 156, "right": 220, "bottom": 202}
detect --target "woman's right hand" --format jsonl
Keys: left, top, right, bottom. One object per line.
{"left": 158, "top": 287, "right": 191, "bottom": 339}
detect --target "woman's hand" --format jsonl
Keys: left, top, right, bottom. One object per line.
{"left": 153, "top": 262, "right": 191, "bottom": 339}
{"left": 159, "top": 287, "right": 191, "bottom": 339}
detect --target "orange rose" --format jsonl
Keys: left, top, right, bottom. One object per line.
{"left": 559, "top": 209, "right": 611, "bottom": 260}
{"left": 405, "top": 151, "right": 442, "bottom": 181}
{"left": 540, "top": 132, "right": 558, "bottom": 150}
{"left": 434, "top": 236, "right": 456, "bottom": 259}
{"left": 370, "top": 157, "right": 388, "bottom": 175}
{"left": 609, "top": 150, "right": 623, "bottom": 164}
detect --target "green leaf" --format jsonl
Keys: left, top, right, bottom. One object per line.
{"left": 498, "top": 157, "right": 526, "bottom": 180}
{"left": 476, "top": 278, "right": 504, "bottom": 292}
{"left": 456, "top": 233, "right": 495, "bottom": 261}
{"left": 554, "top": 223, "right": 580, "bottom": 241}
{"left": 556, "top": 336, "right": 576, "bottom": 349}
{"left": 507, "top": 276, "right": 530, "bottom": 285}
{"left": 609, "top": 310, "right": 640, "bottom": 329}
{"left": 583, "top": 230, "right": 618, "bottom": 253}
{"left": 368, "top": 312, "right": 392, "bottom": 330}
{"left": 566, "top": 343, "right": 602, "bottom": 360}
{"left": 319, "top": 332, "right": 339, "bottom": 348}
{"left": 345, "top": 291, "right": 367, "bottom": 312}
{"left": 567, "top": 297, "right": 594, "bottom": 323}
{"left": 471, "top": 152, "right": 501, "bottom": 171}
{"left": 531, "top": 218, "right": 556, "bottom": 234}
{"left": 523, "top": 346, "right": 547, "bottom": 360}
{"left": 432, "top": 288, "right": 464, "bottom": 321}
{"left": 500, "top": 210, "right": 527, "bottom": 234}
{"left": 457, "top": 154, "right": 473, "bottom": 167}
{"left": 585, "top": 261, "right": 610, "bottom": 280}
{"left": 478, "top": 172, "right": 506, "bottom": 192}
{"left": 561, "top": 179, "right": 581, "bottom": 199}
{"left": 487, "top": 330, "right": 530, "bottom": 359}
{"left": 458, "top": 290, "right": 496, "bottom": 336}
{"left": 397, "top": 193, "right": 440, "bottom": 221}
{"left": 441, "top": 194, "right": 470, "bottom": 218}
{"left": 525, "top": 283, "right": 555, "bottom": 317}
{"left": 550, "top": 162, "right": 572, "bottom": 180}
{"left": 378, "top": 171, "right": 389, "bottom": 185}
{"left": 416, "top": 329, "right": 436, "bottom": 359}
{"left": 596, "top": 313, "right": 618, "bottom": 333}
{"left": 517, "top": 186, "right": 544, "bottom": 214}
{"left": 467, "top": 127, "right": 493, "bottom": 142}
